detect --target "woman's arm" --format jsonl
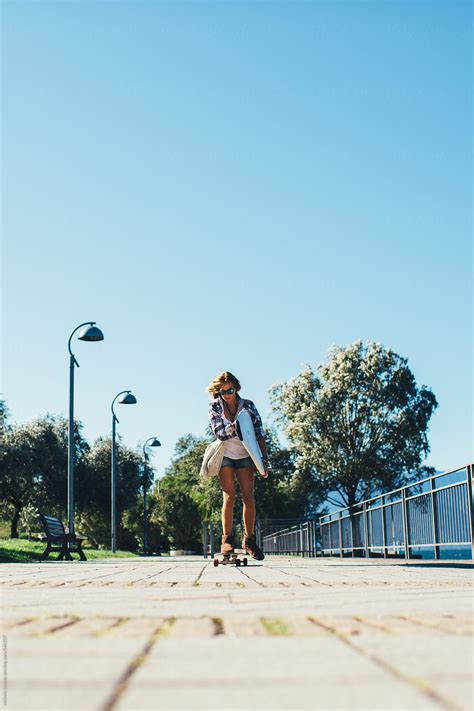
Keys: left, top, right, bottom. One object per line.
{"left": 257, "top": 436, "right": 269, "bottom": 460}
{"left": 209, "top": 402, "right": 236, "bottom": 441}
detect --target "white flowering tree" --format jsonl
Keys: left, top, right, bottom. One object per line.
{"left": 270, "top": 341, "right": 438, "bottom": 509}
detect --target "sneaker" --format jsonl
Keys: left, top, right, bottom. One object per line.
{"left": 243, "top": 534, "right": 265, "bottom": 561}
{"left": 221, "top": 534, "right": 235, "bottom": 555}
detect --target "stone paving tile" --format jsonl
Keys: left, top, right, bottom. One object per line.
{"left": 115, "top": 637, "right": 437, "bottom": 710}
{"left": 168, "top": 617, "right": 216, "bottom": 639}
{"left": 222, "top": 617, "right": 266, "bottom": 637}
{"left": 8, "top": 636, "right": 151, "bottom": 659}
{"left": 433, "top": 677, "right": 474, "bottom": 711}
{"left": 7, "top": 682, "right": 113, "bottom": 710}
{"left": 106, "top": 617, "right": 165, "bottom": 638}
{"left": 115, "top": 679, "right": 437, "bottom": 710}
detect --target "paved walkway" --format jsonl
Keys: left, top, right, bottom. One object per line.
{"left": 1, "top": 556, "right": 472, "bottom": 710}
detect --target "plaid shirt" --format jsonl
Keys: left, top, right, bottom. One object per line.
{"left": 209, "top": 396, "right": 265, "bottom": 442}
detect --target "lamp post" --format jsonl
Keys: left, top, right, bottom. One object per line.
{"left": 111, "top": 390, "right": 137, "bottom": 553}
{"left": 67, "top": 322, "right": 104, "bottom": 536}
{"left": 142, "top": 437, "right": 161, "bottom": 555}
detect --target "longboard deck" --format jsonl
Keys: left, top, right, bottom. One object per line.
{"left": 236, "top": 409, "right": 266, "bottom": 476}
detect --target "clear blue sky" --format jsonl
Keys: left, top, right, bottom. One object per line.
{"left": 2, "top": 0, "right": 472, "bottom": 481}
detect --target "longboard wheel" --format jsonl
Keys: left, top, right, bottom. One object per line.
{"left": 236, "top": 559, "right": 241, "bottom": 566}
{"left": 213, "top": 558, "right": 219, "bottom": 567}
{"left": 243, "top": 558, "right": 248, "bottom": 566}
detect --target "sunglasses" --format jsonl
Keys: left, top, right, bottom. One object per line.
{"left": 220, "top": 387, "right": 235, "bottom": 396}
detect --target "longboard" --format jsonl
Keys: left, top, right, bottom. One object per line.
{"left": 236, "top": 409, "right": 266, "bottom": 477}
{"left": 213, "top": 548, "right": 248, "bottom": 567}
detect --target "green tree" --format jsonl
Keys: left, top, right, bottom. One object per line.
{"left": 0, "top": 414, "right": 88, "bottom": 537}
{"left": 78, "top": 436, "right": 143, "bottom": 550}
{"left": 151, "top": 434, "right": 208, "bottom": 551}
{"left": 270, "top": 341, "right": 438, "bottom": 508}
{"left": 0, "top": 400, "right": 9, "bottom": 435}
{"left": 121, "top": 495, "right": 169, "bottom": 554}
{"left": 19, "top": 503, "right": 39, "bottom": 541}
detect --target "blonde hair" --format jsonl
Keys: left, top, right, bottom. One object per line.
{"left": 207, "top": 371, "right": 241, "bottom": 398}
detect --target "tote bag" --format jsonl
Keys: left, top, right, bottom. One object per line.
{"left": 200, "top": 439, "right": 225, "bottom": 478}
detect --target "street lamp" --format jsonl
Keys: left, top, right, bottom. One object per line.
{"left": 67, "top": 322, "right": 104, "bottom": 536}
{"left": 111, "top": 390, "right": 137, "bottom": 553}
{"left": 142, "top": 437, "right": 161, "bottom": 555}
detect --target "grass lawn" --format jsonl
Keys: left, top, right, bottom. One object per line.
{"left": 0, "top": 538, "right": 138, "bottom": 563}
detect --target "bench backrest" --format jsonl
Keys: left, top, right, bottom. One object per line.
{"left": 40, "top": 514, "right": 66, "bottom": 537}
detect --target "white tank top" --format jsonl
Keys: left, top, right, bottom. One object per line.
{"left": 221, "top": 402, "right": 248, "bottom": 459}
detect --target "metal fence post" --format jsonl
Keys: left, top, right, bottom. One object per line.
{"left": 338, "top": 511, "right": 343, "bottom": 558}
{"left": 203, "top": 522, "right": 208, "bottom": 558}
{"left": 402, "top": 487, "right": 411, "bottom": 560}
{"left": 328, "top": 517, "right": 332, "bottom": 556}
{"left": 209, "top": 521, "right": 215, "bottom": 558}
{"left": 430, "top": 477, "right": 440, "bottom": 560}
{"left": 381, "top": 498, "right": 387, "bottom": 558}
{"left": 466, "top": 464, "right": 474, "bottom": 560}
{"left": 350, "top": 508, "right": 355, "bottom": 558}
{"left": 363, "top": 502, "right": 370, "bottom": 558}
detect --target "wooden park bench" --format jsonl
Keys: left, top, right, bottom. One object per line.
{"left": 39, "top": 514, "right": 88, "bottom": 561}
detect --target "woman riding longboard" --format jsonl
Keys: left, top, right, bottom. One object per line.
{"left": 207, "top": 371, "right": 270, "bottom": 561}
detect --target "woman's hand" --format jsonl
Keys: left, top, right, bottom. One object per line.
{"left": 261, "top": 458, "right": 270, "bottom": 478}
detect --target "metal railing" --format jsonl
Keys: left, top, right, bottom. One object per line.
{"left": 319, "top": 464, "right": 474, "bottom": 559}
{"left": 262, "top": 520, "right": 319, "bottom": 556}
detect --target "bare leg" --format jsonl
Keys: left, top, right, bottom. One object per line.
{"left": 218, "top": 467, "right": 235, "bottom": 536}
{"left": 235, "top": 467, "right": 255, "bottom": 537}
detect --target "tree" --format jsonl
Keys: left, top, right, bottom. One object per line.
{"left": 121, "top": 496, "right": 169, "bottom": 554}
{"left": 0, "top": 400, "right": 9, "bottom": 435}
{"left": 19, "top": 504, "right": 39, "bottom": 541}
{"left": 78, "top": 436, "right": 143, "bottom": 550}
{"left": 151, "top": 434, "right": 208, "bottom": 551}
{"left": 0, "top": 414, "right": 88, "bottom": 537}
{"left": 270, "top": 341, "right": 438, "bottom": 509}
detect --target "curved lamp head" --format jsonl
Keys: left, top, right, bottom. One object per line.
{"left": 79, "top": 325, "right": 104, "bottom": 342}
{"left": 118, "top": 392, "right": 137, "bottom": 405}
{"left": 150, "top": 438, "right": 161, "bottom": 447}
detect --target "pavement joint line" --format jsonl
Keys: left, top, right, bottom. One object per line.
{"left": 49, "top": 566, "right": 146, "bottom": 586}
{"left": 236, "top": 568, "right": 266, "bottom": 587}
{"left": 126, "top": 565, "right": 177, "bottom": 585}
{"left": 94, "top": 617, "right": 128, "bottom": 637}
{"left": 2, "top": 617, "right": 36, "bottom": 631}
{"left": 307, "top": 616, "right": 458, "bottom": 711}
{"left": 352, "top": 615, "right": 394, "bottom": 634}
{"left": 396, "top": 613, "right": 472, "bottom": 636}
{"left": 192, "top": 564, "right": 209, "bottom": 587}
{"left": 268, "top": 567, "right": 334, "bottom": 587}
{"left": 211, "top": 617, "right": 225, "bottom": 635}
{"left": 41, "top": 616, "right": 81, "bottom": 636}
{"left": 100, "top": 617, "right": 176, "bottom": 711}
{"left": 7, "top": 616, "right": 80, "bottom": 637}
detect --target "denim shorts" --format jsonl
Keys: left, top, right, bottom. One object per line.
{"left": 221, "top": 456, "right": 253, "bottom": 470}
